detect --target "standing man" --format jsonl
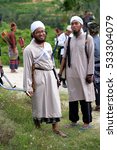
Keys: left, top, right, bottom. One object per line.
{"left": 54, "top": 26, "right": 67, "bottom": 88}
{"left": 59, "top": 16, "right": 95, "bottom": 129}
{"left": 8, "top": 22, "right": 19, "bottom": 73}
{"left": 88, "top": 22, "right": 100, "bottom": 111}
{"left": 65, "top": 25, "right": 73, "bottom": 38}
{"left": 23, "top": 21, "right": 66, "bottom": 137}
{"left": 54, "top": 25, "right": 72, "bottom": 88}
{"left": 82, "top": 11, "right": 95, "bottom": 32}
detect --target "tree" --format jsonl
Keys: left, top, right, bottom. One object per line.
{"left": 59, "top": 0, "right": 100, "bottom": 23}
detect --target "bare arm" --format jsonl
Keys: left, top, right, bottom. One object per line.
{"left": 58, "top": 57, "right": 66, "bottom": 75}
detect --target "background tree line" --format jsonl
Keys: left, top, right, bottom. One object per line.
{"left": 0, "top": 0, "right": 99, "bottom": 29}
{"left": 0, "top": 0, "right": 99, "bottom": 66}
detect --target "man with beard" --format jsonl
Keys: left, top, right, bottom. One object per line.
{"left": 58, "top": 16, "right": 95, "bottom": 129}
{"left": 23, "top": 21, "right": 66, "bottom": 137}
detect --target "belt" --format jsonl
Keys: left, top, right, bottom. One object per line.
{"left": 35, "top": 68, "right": 52, "bottom": 71}
{"left": 35, "top": 68, "right": 45, "bottom": 70}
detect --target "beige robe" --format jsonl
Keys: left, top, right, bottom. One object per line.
{"left": 23, "top": 39, "right": 61, "bottom": 119}
{"left": 63, "top": 32, "right": 95, "bottom": 102}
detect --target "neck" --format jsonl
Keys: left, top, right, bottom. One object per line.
{"left": 35, "top": 39, "right": 45, "bottom": 46}
{"left": 73, "top": 30, "right": 82, "bottom": 38}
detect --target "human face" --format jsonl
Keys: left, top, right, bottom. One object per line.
{"left": 71, "top": 21, "right": 82, "bottom": 32}
{"left": 12, "top": 25, "right": 17, "bottom": 32}
{"left": 71, "top": 21, "right": 82, "bottom": 37}
{"left": 33, "top": 27, "right": 46, "bottom": 44}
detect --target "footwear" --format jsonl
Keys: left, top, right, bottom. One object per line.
{"left": 53, "top": 130, "right": 67, "bottom": 138}
{"left": 94, "top": 106, "right": 100, "bottom": 111}
{"left": 33, "top": 118, "right": 41, "bottom": 128}
{"left": 80, "top": 124, "right": 92, "bottom": 130}
{"left": 35, "top": 124, "right": 41, "bottom": 129}
{"left": 62, "top": 82, "right": 67, "bottom": 88}
{"left": 11, "top": 69, "right": 17, "bottom": 73}
{"left": 62, "top": 84, "right": 67, "bottom": 88}
{"left": 64, "top": 122, "right": 78, "bottom": 128}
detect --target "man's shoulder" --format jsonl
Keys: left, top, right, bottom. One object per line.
{"left": 24, "top": 41, "right": 33, "bottom": 52}
{"left": 86, "top": 33, "right": 93, "bottom": 40}
{"left": 58, "top": 32, "right": 66, "bottom": 38}
{"left": 45, "top": 42, "right": 52, "bottom": 47}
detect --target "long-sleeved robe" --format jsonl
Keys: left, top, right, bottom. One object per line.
{"left": 23, "top": 39, "right": 61, "bottom": 121}
{"left": 63, "top": 32, "right": 95, "bottom": 102}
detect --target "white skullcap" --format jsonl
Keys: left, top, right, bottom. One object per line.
{"left": 30, "top": 21, "right": 45, "bottom": 33}
{"left": 66, "top": 25, "right": 72, "bottom": 31}
{"left": 70, "top": 16, "right": 83, "bottom": 25}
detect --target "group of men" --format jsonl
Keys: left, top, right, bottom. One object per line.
{"left": 23, "top": 15, "right": 100, "bottom": 137}
{"left": 0, "top": 13, "right": 100, "bottom": 137}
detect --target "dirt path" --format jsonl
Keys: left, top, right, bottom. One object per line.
{"left": 3, "top": 66, "right": 24, "bottom": 89}
{"left": 2, "top": 66, "right": 68, "bottom": 93}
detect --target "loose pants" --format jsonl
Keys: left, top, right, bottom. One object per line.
{"left": 69, "top": 100, "right": 92, "bottom": 124}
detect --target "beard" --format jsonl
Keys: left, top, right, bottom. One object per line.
{"left": 73, "top": 31, "right": 80, "bottom": 38}
{"left": 35, "top": 37, "right": 46, "bottom": 44}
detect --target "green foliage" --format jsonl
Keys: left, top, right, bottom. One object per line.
{"left": 0, "top": 0, "right": 100, "bottom": 29}
{"left": 0, "top": 0, "right": 31, "bottom": 2}
{"left": 0, "top": 110, "right": 15, "bottom": 145}
{"left": 0, "top": 22, "right": 60, "bottom": 67}
{"left": 0, "top": 1, "right": 67, "bottom": 29}
{"left": 0, "top": 0, "right": 100, "bottom": 67}
{"left": 0, "top": 22, "right": 31, "bottom": 66}
{"left": 0, "top": 89, "right": 100, "bottom": 149}
{"left": 59, "top": 0, "right": 100, "bottom": 23}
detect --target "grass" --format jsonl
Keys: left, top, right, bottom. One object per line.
{"left": 0, "top": 89, "right": 100, "bottom": 150}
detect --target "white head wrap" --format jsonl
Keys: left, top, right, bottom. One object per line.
{"left": 70, "top": 16, "right": 83, "bottom": 25}
{"left": 66, "top": 25, "right": 72, "bottom": 31}
{"left": 30, "top": 21, "right": 45, "bottom": 33}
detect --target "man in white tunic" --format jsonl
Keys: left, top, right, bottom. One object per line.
{"left": 59, "top": 16, "right": 95, "bottom": 129}
{"left": 54, "top": 27, "right": 67, "bottom": 88}
{"left": 23, "top": 21, "right": 66, "bottom": 137}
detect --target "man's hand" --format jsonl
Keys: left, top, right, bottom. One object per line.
{"left": 86, "top": 74, "right": 93, "bottom": 84}
{"left": 57, "top": 79, "right": 61, "bottom": 88}
{"left": 25, "top": 91, "right": 33, "bottom": 98}
{"left": 13, "top": 48, "right": 18, "bottom": 55}
{"left": 58, "top": 73, "right": 62, "bottom": 82}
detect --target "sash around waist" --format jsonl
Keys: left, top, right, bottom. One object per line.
{"left": 34, "top": 68, "right": 58, "bottom": 81}
{"left": 35, "top": 67, "right": 53, "bottom": 71}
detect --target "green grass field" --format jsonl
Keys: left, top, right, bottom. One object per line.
{"left": 0, "top": 89, "right": 100, "bottom": 150}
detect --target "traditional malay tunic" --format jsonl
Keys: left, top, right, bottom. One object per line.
{"left": 63, "top": 31, "right": 95, "bottom": 102}
{"left": 23, "top": 39, "right": 61, "bottom": 123}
